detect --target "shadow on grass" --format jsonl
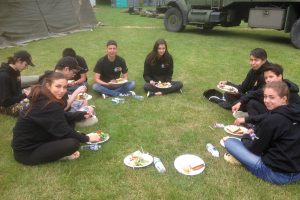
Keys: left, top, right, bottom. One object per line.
{"left": 183, "top": 28, "right": 292, "bottom": 47}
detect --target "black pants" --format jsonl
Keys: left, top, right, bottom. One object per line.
{"left": 144, "top": 81, "right": 183, "bottom": 94}
{"left": 13, "top": 138, "right": 80, "bottom": 165}
{"left": 246, "top": 99, "right": 267, "bottom": 115}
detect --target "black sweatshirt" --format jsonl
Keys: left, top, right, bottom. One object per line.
{"left": 143, "top": 55, "right": 173, "bottom": 83}
{"left": 0, "top": 63, "right": 26, "bottom": 107}
{"left": 12, "top": 94, "right": 89, "bottom": 152}
{"left": 244, "top": 79, "right": 300, "bottom": 124}
{"left": 244, "top": 105, "right": 300, "bottom": 173}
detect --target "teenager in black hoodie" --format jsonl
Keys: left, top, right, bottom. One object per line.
{"left": 224, "top": 82, "right": 300, "bottom": 184}
{"left": 0, "top": 51, "right": 34, "bottom": 116}
{"left": 234, "top": 63, "right": 300, "bottom": 125}
{"left": 12, "top": 72, "right": 100, "bottom": 165}
{"left": 214, "top": 48, "right": 269, "bottom": 110}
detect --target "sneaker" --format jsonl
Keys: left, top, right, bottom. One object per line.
{"left": 179, "top": 89, "right": 183, "bottom": 94}
{"left": 147, "top": 91, "right": 155, "bottom": 98}
{"left": 129, "top": 91, "right": 136, "bottom": 96}
{"left": 224, "top": 153, "right": 241, "bottom": 165}
{"left": 102, "top": 93, "right": 107, "bottom": 99}
{"left": 208, "top": 96, "right": 224, "bottom": 104}
{"left": 119, "top": 93, "right": 130, "bottom": 97}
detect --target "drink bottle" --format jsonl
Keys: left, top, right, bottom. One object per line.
{"left": 80, "top": 144, "right": 101, "bottom": 151}
{"left": 206, "top": 143, "right": 219, "bottom": 157}
{"left": 153, "top": 157, "right": 166, "bottom": 173}
{"left": 133, "top": 95, "right": 144, "bottom": 101}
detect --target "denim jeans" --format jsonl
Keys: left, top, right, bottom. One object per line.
{"left": 92, "top": 81, "right": 136, "bottom": 96}
{"left": 67, "top": 81, "right": 88, "bottom": 95}
{"left": 224, "top": 138, "right": 300, "bottom": 185}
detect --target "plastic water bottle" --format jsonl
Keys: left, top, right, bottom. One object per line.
{"left": 153, "top": 157, "right": 166, "bottom": 173}
{"left": 206, "top": 143, "right": 219, "bottom": 157}
{"left": 111, "top": 98, "right": 125, "bottom": 104}
{"left": 133, "top": 95, "right": 144, "bottom": 101}
{"left": 80, "top": 144, "right": 101, "bottom": 151}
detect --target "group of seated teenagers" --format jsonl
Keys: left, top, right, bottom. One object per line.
{"left": 1, "top": 42, "right": 299, "bottom": 185}
{"left": 0, "top": 39, "right": 183, "bottom": 166}
{"left": 204, "top": 48, "right": 300, "bottom": 185}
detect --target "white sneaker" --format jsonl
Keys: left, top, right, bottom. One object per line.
{"left": 129, "top": 91, "right": 136, "bottom": 96}
{"left": 102, "top": 93, "right": 106, "bottom": 99}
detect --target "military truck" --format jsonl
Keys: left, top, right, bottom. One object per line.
{"left": 163, "top": 0, "right": 300, "bottom": 48}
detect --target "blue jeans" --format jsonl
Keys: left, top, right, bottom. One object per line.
{"left": 67, "top": 81, "right": 88, "bottom": 94}
{"left": 225, "top": 138, "right": 300, "bottom": 185}
{"left": 92, "top": 81, "right": 136, "bottom": 96}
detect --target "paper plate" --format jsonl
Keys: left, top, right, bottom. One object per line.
{"left": 124, "top": 152, "right": 153, "bottom": 168}
{"left": 217, "top": 84, "right": 238, "bottom": 94}
{"left": 174, "top": 154, "right": 205, "bottom": 176}
{"left": 86, "top": 132, "right": 110, "bottom": 144}
{"left": 224, "top": 125, "right": 248, "bottom": 136}
{"left": 155, "top": 82, "right": 172, "bottom": 89}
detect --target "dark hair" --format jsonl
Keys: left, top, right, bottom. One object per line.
{"left": 55, "top": 56, "right": 81, "bottom": 71}
{"left": 106, "top": 40, "right": 117, "bottom": 47}
{"left": 26, "top": 72, "right": 67, "bottom": 114}
{"left": 7, "top": 50, "right": 34, "bottom": 66}
{"left": 263, "top": 63, "right": 284, "bottom": 77}
{"left": 264, "top": 81, "right": 289, "bottom": 100}
{"left": 62, "top": 48, "right": 76, "bottom": 57}
{"left": 250, "top": 48, "right": 267, "bottom": 60}
{"left": 146, "top": 39, "right": 171, "bottom": 66}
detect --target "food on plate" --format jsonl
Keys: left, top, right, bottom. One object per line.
{"left": 218, "top": 84, "right": 238, "bottom": 93}
{"left": 183, "top": 166, "right": 191, "bottom": 174}
{"left": 76, "top": 92, "right": 89, "bottom": 100}
{"left": 116, "top": 78, "right": 126, "bottom": 83}
{"left": 182, "top": 163, "right": 205, "bottom": 174}
{"left": 68, "top": 80, "right": 75, "bottom": 84}
{"left": 191, "top": 163, "right": 205, "bottom": 171}
{"left": 128, "top": 150, "right": 148, "bottom": 167}
{"left": 155, "top": 81, "right": 171, "bottom": 88}
{"left": 96, "top": 130, "right": 109, "bottom": 142}
{"left": 227, "top": 126, "right": 244, "bottom": 135}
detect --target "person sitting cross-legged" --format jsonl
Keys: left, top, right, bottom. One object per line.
{"left": 92, "top": 40, "right": 136, "bottom": 99}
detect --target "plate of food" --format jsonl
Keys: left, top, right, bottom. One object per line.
{"left": 224, "top": 125, "right": 248, "bottom": 136}
{"left": 68, "top": 80, "right": 75, "bottom": 84}
{"left": 174, "top": 154, "right": 205, "bottom": 176}
{"left": 110, "top": 78, "right": 128, "bottom": 85}
{"left": 76, "top": 93, "right": 92, "bottom": 101}
{"left": 86, "top": 130, "right": 110, "bottom": 144}
{"left": 124, "top": 150, "right": 154, "bottom": 168}
{"left": 217, "top": 84, "right": 238, "bottom": 94}
{"left": 155, "top": 81, "right": 172, "bottom": 89}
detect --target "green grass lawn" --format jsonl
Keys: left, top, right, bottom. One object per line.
{"left": 1, "top": 4, "right": 300, "bottom": 200}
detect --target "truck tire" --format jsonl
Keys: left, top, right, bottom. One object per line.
{"left": 291, "top": 18, "right": 300, "bottom": 49}
{"left": 164, "top": 7, "right": 185, "bottom": 32}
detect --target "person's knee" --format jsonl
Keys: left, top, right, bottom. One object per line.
{"left": 128, "top": 81, "right": 136, "bottom": 90}
{"left": 66, "top": 138, "right": 80, "bottom": 151}
{"left": 92, "top": 83, "right": 101, "bottom": 92}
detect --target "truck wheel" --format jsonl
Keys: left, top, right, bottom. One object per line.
{"left": 164, "top": 7, "right": 185, "bottom": 32}
{"left": 291, "top": 18, "right": 300, "bottom": 49}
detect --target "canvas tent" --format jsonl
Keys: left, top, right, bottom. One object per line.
{"left": 0, "top": 0, "right": 98, "bottom": 48}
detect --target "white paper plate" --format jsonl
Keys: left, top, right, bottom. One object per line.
{"left": 224, "top": 125, "right": 248, "bottom": 136}
{"left": 86, "top": 132, "right": 110, "bottom": 144}
{"left": 124, "top": 153, "right": 153, "bottom": 168}
{"left": 174, "top": 154, "right": 205, "bottom": 176}
{"left": 217, "top": 84, "right": 238, "bottom": 94}
{"left": 155, "top": 82, "right": 172, "bottom": 89}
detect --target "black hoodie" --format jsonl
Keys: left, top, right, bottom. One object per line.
{"left": 0, "top": 63, "right": 26, "bottom": 107}
{"left": 12, "top": 94, "right": 88, "bottom": 152}
{"left": 245, "top": 105, "right": 300, "bottom": 173}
